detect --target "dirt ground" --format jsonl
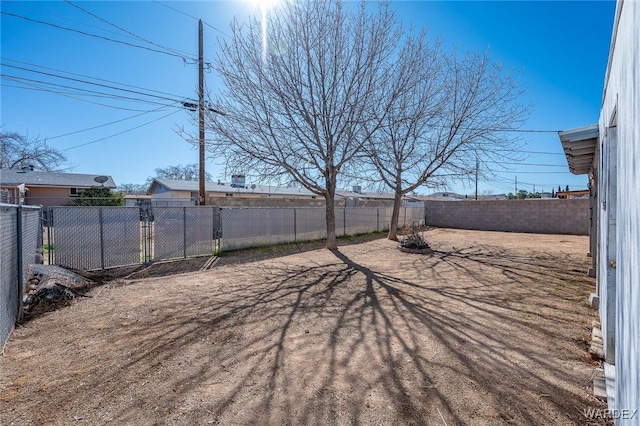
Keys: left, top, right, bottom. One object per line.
{"left": 1, "top": 228, "right": 608, "bottom": 425}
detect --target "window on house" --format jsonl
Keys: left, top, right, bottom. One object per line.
{"left": 70, "top": 188, "right": 85, "bottom": 197}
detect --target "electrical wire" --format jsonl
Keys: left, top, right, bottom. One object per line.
{"left": 1, "top": 57, "right": 190, "bottom": 101}
{"left": 1, "top": 74, "right": 186, "bottom": 109}
{"left": 1, "top": 64, "right": 190, "bottom": 104}
{"left": 151, "top": 0, "right": 230, "bottom": 38}
{"left": 5, "top": 1, "right": 170, "bottom": 44}
{"left": 48, "top": 104, "right": 180, "bottom": 141}
{"left": 1, "top": 75, "right": 163, "bottom": 112}
{"left": 517, "top": 150, "right": 565, "bottom": 156}
{"left": 63, "top": 0, "right": 199, "bottom": 62}
{"left": 60, "top": 109, "right": 182, "bottom": 152}
{"left": 1, "top": 11, "right": 193, "bottom": 62}
{"left": 486, "top": 161, "right": 567, "bottom": 168}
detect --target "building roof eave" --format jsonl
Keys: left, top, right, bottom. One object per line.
{"left": 558, "top": 124, "right": 599, "bottom": 175}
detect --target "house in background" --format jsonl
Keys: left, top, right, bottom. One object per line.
{"left": 335, "top": 186, "right": 397, "bottom": 207}
{"left": 147, "top": 178, "right": 399, "bottom": 208}
{"left": 0, "top": 169, "right": 117, "bottom": 207}
{"left": 147, "top": 178, "right": 324, "bottom": 207}
{"left": 556, "top": 189, "right": 590, "bottom": 199}
{"left": 558, "top": 0, "right": 639, "bottom": 420}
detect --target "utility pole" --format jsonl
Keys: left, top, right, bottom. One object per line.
{"left": 198, "top": 19, "right": 206, "bottom": 206}
{"left": 475, "top": 156, "right": 479, "bottom": 200}
{"left": 515, "top": 176, "right": 518, "bottom": 194}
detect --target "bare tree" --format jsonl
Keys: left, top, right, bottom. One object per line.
{"left": 153, "top": 164, "right": 212, "bottom": 182}
{"left": 118, "top": 183, "right": 149, "bottom": 195}
{"left": 367, "top": 51, "right": 528, "bottom": 240}
{"left": 0, "top": 131, "right": 67, "bottom": 171}
{"left": 207, "top": 0, "right": 403, "bottom": 249}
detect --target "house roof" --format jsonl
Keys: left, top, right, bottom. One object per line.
{"left": 150, "top": 178, "right": 318, "bottom": 197}
{"left": 558, "top": 124, "right": 599, "bottom": 175}
{"left": 335, "top": 190, "right": 396, "bottom": 200}
{"left": 0, "top": 169, "right": 117, "bottom": 188}
{"left": 149, "top": 179, "right": 400, "bottom": 200}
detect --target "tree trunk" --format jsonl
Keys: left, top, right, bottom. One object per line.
{"left": 387, "top": 191, "right": 403, "bottom": 241}
{"left": 325, "top": 191, "right": 338, "bottom": 250}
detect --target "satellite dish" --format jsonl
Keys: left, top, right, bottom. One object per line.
{"left": 94, "top": 176, "right": 109, "bottom": 186}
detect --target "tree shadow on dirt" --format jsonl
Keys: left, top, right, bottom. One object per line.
{"left": 4, "top": 238, "right": 605, "bottom": 425}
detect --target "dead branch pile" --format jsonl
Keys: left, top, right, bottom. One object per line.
{"left": 399, "top": 233, "right": 431, "bottom": 250}
{"left": 23, "top": 265, "right": 93, "bottom": 318}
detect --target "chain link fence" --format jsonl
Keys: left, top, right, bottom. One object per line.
{"left": 153, "top": 207, "right": 221, "bottom": 261}
{"left": 43, "top": 205, "right": 424, "bottom": 270}
{"left": 220, "top": 206, "right": 424, "bottom": 251}
{"left": 48, "top": 207, "right": 142, "bottom": 270}
{"left": 1, "top": 204, "right": 42, "bottom": 350}
{"left": 46, "top": 206, "right": 222, "bottom": 269}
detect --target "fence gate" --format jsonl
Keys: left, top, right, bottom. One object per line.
{"left": 153, "top": 207, "right": 221, "bottom": 262}
{"left": 48, "top": 207, "right": 142, "bottom": 270}
{"left": 47, "top": 206, "right": 221, "bottom": 271}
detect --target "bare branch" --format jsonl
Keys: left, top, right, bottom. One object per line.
{"left": 206, "top": 0, "right": 402, "bottom": 248}
{"left": 1, "top": 131, "right": 67, "bottom": 171}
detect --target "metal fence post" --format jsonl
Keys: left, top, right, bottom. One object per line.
{"left": 47, "top": 208, "right": 52, "bottom": 265}
{"left": 219, "top": 208, "right": 223, "bottom": 253}
{"left": 141, "top": 207, "right": 147, "bottom": 263}
{"left": 343, "top": 208, "right": 346, "bottom": 237}
{"left": 403, "top": 207, "right": 407, "bottom": 226}
{"left": 294, "top": 207, "right": 297, "bottom": 241}
{"left": 211, "top": 206, "right": 217, "bottom": 255}
{"left": 183, "top": 207, "right": 187, "bottom": 258}
{"left": 16, "top": 206, "right": 24, "bottom": 322}
{"left": 376, "top": 208, "right": 380, "bottom": 232}
{"left": 98, "top": 208, "right": 105, "bottom": 270}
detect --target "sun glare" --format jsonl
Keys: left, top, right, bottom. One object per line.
{"left": 245, "top": 0, "right": 285, "bottom": 62}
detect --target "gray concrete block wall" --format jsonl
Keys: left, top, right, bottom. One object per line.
{"left": 424, "top": 199, "right": 589, "bottom": 235}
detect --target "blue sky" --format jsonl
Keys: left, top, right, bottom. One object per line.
{"left": 1, "top": 1, "right": 616, "bottom": 195}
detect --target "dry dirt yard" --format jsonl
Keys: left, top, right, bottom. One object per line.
{"left": 1, "top": 228, "right": 608, "bottom": 425}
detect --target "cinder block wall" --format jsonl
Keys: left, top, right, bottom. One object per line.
{"left": 424, "top": 199, "right": 589, "bottom": 235}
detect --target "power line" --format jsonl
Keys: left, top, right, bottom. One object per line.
{"left": 151, "top": 0, "right": 230, "bottom": 38}
{"left": 1, "top": 64, "right": 189, "bottom": 104}
{"left": 1, "top": 75, "right": 162, "bottom": 112}
{"left": 60, "top": 109, "right": 182, "bottom": 152}
{"left": 504, "top": 171, "right": 572, "bottom": 174}
{"left": 1, "top": 74, "right": 184, "bottom": 108}
{"left": 5, "top": 1, "right": 180, "bottom": 49}
{"left": 63, "top": 0, "right": 199, "bottom": 62}
{"left": 1, "top": 11, "right": 194, "bottom": 62}
{"left": 1, "top": 57, "right": 190, "bottom": 101}
{"left": 518, "top": 150, "right": 565, "bottom": 156}
{"left": 48, "top": 104, "right": 179, "bottom": 141}
{"left": 486, "top": 161, "right": 567, "bottom": 168}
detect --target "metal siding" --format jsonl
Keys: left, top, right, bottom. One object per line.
{"left": 599, "top": 0, "right": 640, "bottom": 418}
